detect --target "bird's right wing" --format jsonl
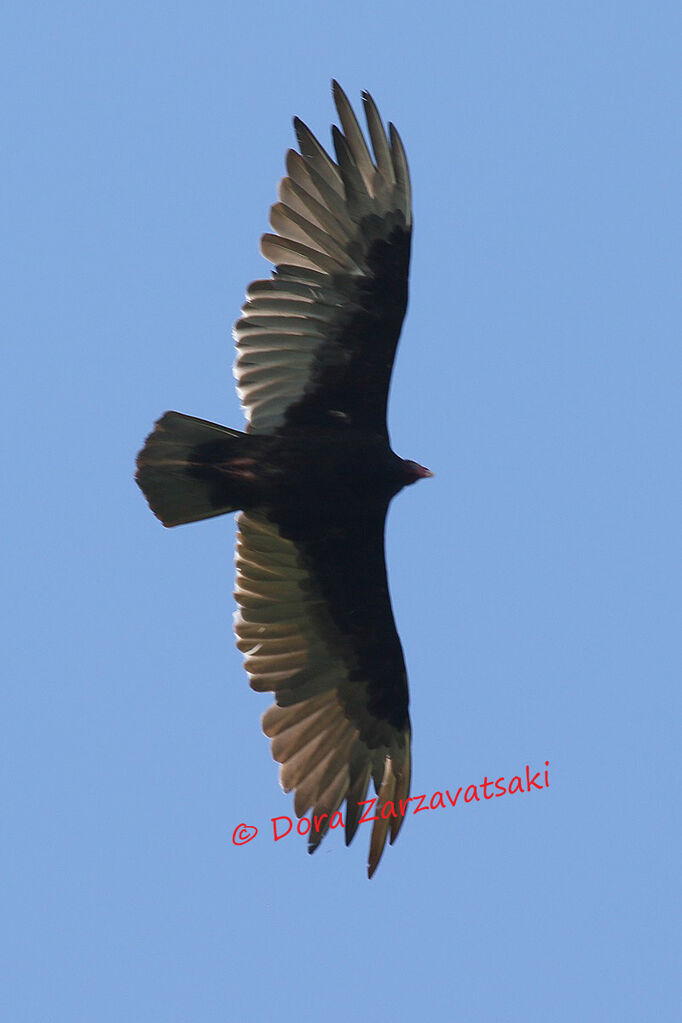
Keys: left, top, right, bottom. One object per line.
{"left": 234, "top": 81, "right": 412, "bottom": 438}
{"left": 234, "top": 508, "right": 411, "bottom": 878}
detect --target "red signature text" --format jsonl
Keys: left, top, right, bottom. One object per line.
{"left": 268, "top": 760, "right": 550, "bottom": 842}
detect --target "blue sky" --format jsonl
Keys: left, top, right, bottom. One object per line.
{"left": 4, "top": 2, "right": 681, "bottom": 1020}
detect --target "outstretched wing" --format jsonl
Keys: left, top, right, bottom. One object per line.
{"left": 234, "top": 81, "right": 412, "bottom": 437}
{"left": 234, "top": 508, "right": 411, "bottom": 877}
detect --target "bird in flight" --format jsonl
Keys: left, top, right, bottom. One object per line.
{"left": 136, "top": 82, "right": 431, "bottom": 877}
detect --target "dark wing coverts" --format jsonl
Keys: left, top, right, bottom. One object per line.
{"left": 233, "top": 84, "right": 413, "bottom": 875}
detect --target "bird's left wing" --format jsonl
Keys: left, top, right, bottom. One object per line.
{"left": 234, "top": 82, "right": 412, "bottom": 437}
{"left": 234, "top": 507, "right": 411, "bottom": 877}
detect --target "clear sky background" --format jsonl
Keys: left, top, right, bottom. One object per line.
{"left": 4, "top": 2, "right": 680, "bottom": 1020}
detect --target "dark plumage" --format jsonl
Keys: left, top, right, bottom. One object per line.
{"left": 136, "top": 82, "right": 431, "bottom": 877}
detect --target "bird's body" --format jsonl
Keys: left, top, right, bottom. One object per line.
{"left": 136, "top": 83, "right": 430, "bottom": 876}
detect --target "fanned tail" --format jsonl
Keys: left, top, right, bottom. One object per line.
{"left": 135, "top": 411, "right": 256, "bottom": 527}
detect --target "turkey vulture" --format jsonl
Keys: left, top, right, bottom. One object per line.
{"left": 136, "top": 82, "right": 431, "bottom": 877}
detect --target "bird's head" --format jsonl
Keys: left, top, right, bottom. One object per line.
{"left": 402, "top": 459, "right": 434, "bottom": 486}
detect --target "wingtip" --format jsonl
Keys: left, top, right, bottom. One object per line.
{"left": 331, "top": 79, "right": 353, "bottom": 114}
{"left": 367, "top": 838, "right": 385, "bottom": 879}
{"left": 331, "top": 79, "right": 341, "bottom": 113}
{"left": 361, "top": 89, "right": 376, "bottom": 115}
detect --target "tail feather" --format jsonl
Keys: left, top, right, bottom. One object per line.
{"left": 136, "top": 411, "right": 254, "bottom": 527}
